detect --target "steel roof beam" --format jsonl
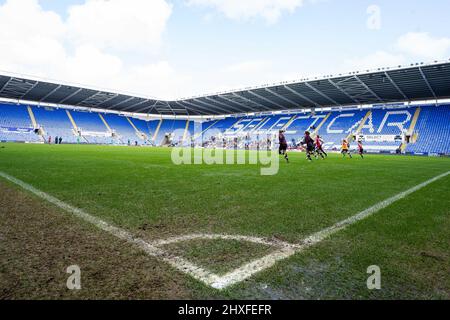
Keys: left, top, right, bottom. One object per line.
{"left": 0, "top": 77, "right": 12, "bottom": 93}
{"left": 418, "top": 67, "right": 437, "bottom": 100}
{"left": 120, "top": 99, "right": 152, "bottom": 112}
{"left": 134, "top": 100, "right": 159, "bottom": 113}
{"left": 283, "top": 85, "right": 322, "bottom": 107}
{"left": 264, "top": 87, "right": 298, "bottom": 107}
{"left": 19, "top": 81, "right": 40, "bottom": 100}
{"left": 108, "top": 96, "right": 138, "bottom": 109}
{"left": 193, "top": 98, "right": 233, "bottom": 114}
{"left": 85, "top": 93, "right": 120, "bottom": 108}
{"left": 353, "top": 75, "right": 384, "bottom": 103}
{"left": 304, "top": 82, "right": 341, "bottom": 106}
{"left": 247, "top": 90, "right": 285, "bottom": 109}
{"left": 178, "top": 100, "right": 219, "bottom": 115}
{"left": 175, "top": 101, "right": 209, "bottom": 115}
{"left": 231, "top": 92, "right": 273, "bottom": 111}
{"left": 384, "top": 72, "right": 409, "bottom": 101}
{"left": 202, "top": 96, "right": 242, "bottom": 113}
{"left": 327, "top": 79, "right": 360, "bottom": 104}
{"left": 217, "top": 95, "right": 255, "bottom": 112}
{"left": 38, "top": 84, "right": 62, "bottom": 102}
{"left": 58, "top": 88, "right": 87, "bottom": 104}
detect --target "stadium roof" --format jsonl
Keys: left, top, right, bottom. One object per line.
{"left": 1, "top": 60, "right": 449, "bottom": 116}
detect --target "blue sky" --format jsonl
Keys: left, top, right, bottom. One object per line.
{"left": 0, "top": 0, "right": 449, "bottom": 99}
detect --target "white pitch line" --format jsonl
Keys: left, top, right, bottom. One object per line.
{"left": 0, "top": 171, "right": 220, "bottom": 287}
{"left": 0, "top": 170, "right": 449, "bottom": 290}
{"left": 208, "top": 170, "right": 450, "bottom": 289}
{"left": 152, "top": 233, "right": 299, "bottom": 249}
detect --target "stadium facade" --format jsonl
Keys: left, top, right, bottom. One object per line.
{"left": 0, "top": 60, "right": 449, "bottom": 155}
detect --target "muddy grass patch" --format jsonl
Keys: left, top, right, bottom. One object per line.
{"left": 0, "top": 182, "right": 195, "bottom": 299}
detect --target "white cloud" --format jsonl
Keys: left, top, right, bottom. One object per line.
{"left": 66, "top": 0, "right": 172, "bottom": 53}
{"left": 0, "top": 0, "right": 191, "bottom": 100}
{"left": 63, "top": 45, "right": 123, "bottom": 85}
{"left": 0, "top": 0, "right": 66, "bottom": 76}
{"left": 397, "top": 32, "right": 450, "bottom": 60}
{"left": 186, "top": 0, "right": 304, "bottom": 24}
{"left": 1, "top": 1, "right": 449, "bottom": 102}
{"left": 343, "top": 32, "right": 450, "bottom": 74}
{"left": 124, "top": 62, "right": 193, "bottom": 99}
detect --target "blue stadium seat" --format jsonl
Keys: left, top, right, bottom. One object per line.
{"left": 70, "top": 110, "right": 114, "bottom": 144}
{"left": 1, "top": 103, "right": 449, "bottom": 154}
{"left": 317, "top": 110, "right": 366, "bottom": 149}
{"left": 102, "top": 113, "right": 141, "bottom": 144}
{"left": 0, "top": 104, "right": 41, "bottom": 142}
{"left": 33, "top": 106, "right": 79, "bottom": 143}
{"left": 406, "top": 105, "right": 450, "bottom": 155}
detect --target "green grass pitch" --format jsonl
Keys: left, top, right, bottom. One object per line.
{"left": 0, "top": 143, "right": 449, "bottom": 299}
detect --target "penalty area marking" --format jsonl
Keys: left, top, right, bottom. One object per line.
{"left": 0, "top": 170, "right": 449, "bottom": 290}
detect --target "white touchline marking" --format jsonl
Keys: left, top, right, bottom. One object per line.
{"left": 208, "top": 170, "right": 450, "bottom": 289}
{"left": 0, "top": 170, "right": 449, "bottom": 290}
{"left": 0, "top": 171, "right": 220, "bottom": 287}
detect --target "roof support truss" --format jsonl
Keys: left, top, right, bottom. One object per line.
{"left": 193, "top": 98, "right": 233, "bottom": 114}
{"left": 39, "top": 85, "right": 62, "bottom": 102}
{"left": 78, "top": 92, "right": 119, "bottom": 108}
{"left": 247, "top": 90, "right": 285, "bottom": 109}
{"left": 327, "top": 79, "right": 360, "bottom": 104}
{"left": 283, "top": 85, "right": 322, "bottom": 107}
{"left": 418, "top": 67, "right": 437, "bottom": 100}
{"left": 177, "top": 100, "right": 216, "bottom": 115}
{"left": 231, "top": 92, "right": 273, "bottom": 111}
{"left": 353, "top": 75, "right": 384, "bottom": 103}
{"left": 332, "top": 76, "right": 383, "bottom": 104}
{"left": 58, "top": 88, "right": 85, "bottom": 104}
{"left": 202, "top": 96, "right": 243, "bottom": 113}
{"left": 217, "top": 94, "right": 258, "bottom": 112}
{"left": 383, "top": 72, "right": 409, "bottom": 101}
{"left": 264, "top": 87, "right": 298, "bottom": 107}
{"left": 120, "top": 99, "right": 151, "bottom": 112}
{"left": 19, "top": 80, "right": 40, "bottom": 100}
{"left": 109, "top": 96, "right": 137, "bottom": 109}
{"left": 304, "top": 82, "right": 342, "bottom": 106}
{"left": 0, "top": 78, "right": 36, "bottom": 99}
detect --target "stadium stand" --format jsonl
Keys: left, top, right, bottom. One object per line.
{"left": 316, "top": 110, "right": 366, "bottom": 150}
{"left": 69, "top": 110, "right": 114, "bottom": 144}
{"left": 154, "top": 119, "right": 188, "bottom": 146}
{"left": 32, "top": 106, "right": 79, "bottom": 143}
{"left": 102, "top": 113, "right": 142, "bottom": 145}
{"left": 0, "top": 102, "right": 449, "bottom": 154}
{"left": 406, "top": 105, "right": 450, "bottom": 155}
{"left": 285, "top": 113, "right": 327, "bottom": 145}
{"left": 256, "top": 115, "right": 293, "bottom": 133}
{"left": 130, "top": 118, "right": 159, "bottom": 144}
{"left": 0, "top": 103, "right": 41, "bottom": 142}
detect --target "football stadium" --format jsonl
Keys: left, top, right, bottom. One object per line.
{"left": 0, "top": 0, "right": 449, "bottom": 304}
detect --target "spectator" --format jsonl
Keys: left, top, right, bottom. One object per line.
{"left": 48, "top": 136, "right": 52, "bottom": 144}
{"left": 59, "top": 137, "right": 62, "bottom": 145}
{"left": 55, "top": 136, "right": 58, "bottom": 144}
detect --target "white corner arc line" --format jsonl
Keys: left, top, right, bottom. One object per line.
{"left": 208, "top": 170, "right": 450, "bottom": 289}
{"left": 0, "top": 170, "right": 449, "bottom": 290}
{"left": 152, "top": 233, "right": 299, "bottom": 249}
